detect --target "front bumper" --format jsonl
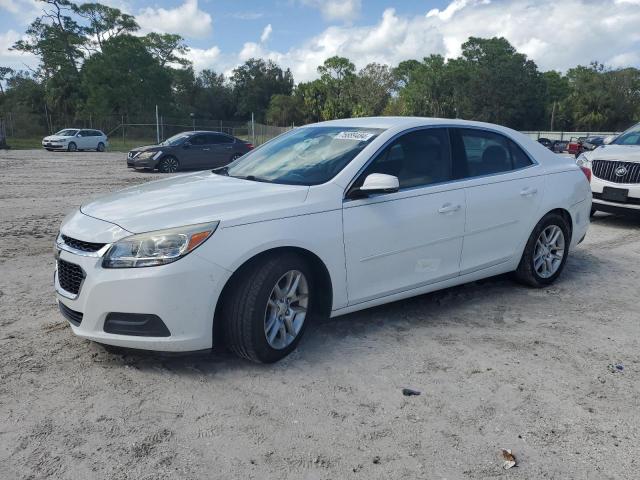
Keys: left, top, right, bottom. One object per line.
{"left": 55, "top": 246, "right": 232, "bottom": 351}
{"left": 127, "top": 153, "right": 160, "bottom": 169}
{"left": 591, "top": 174, "right": 640, "bottom": 215}
{"left": 43, "top": 142, "right": 67, "bottom": 150}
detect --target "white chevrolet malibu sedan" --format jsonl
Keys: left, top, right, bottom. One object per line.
{"left": 55, "top": 117, "right": 591, "bottom": 363}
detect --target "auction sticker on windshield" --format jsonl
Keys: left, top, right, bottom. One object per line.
{"left": 334, "top": 131, "right": 375, "bottom": 141}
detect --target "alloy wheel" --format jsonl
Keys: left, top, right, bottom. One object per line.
{"left": 533, "top": 225, "right": 565, "bottom": 278}
{"left": 160, "top": 157, "right": 178, "bottom": 173}
{"left": 264, "top": 270, "right": 309, "bottom": 350}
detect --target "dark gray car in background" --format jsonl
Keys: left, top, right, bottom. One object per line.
{"left": 127, "top": 131, "right": 254, "bottom": 173}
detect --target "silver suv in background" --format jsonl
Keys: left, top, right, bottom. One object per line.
{"left": 42, "top": 129, "right": 109, "bottom": 152}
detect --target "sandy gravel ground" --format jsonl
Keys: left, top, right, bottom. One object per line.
{"left": 1, "top": 149, "right": 639, "bottom": 480}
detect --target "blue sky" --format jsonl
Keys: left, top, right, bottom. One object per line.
{"left": 1, "top": 0, "right": 639, "bottom": 81}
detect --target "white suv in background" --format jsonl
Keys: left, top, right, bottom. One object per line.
{"left": 577, "top": 123, "right": 640, "bottom": 216}
{"left": 42, "top": 129, "right": 109, "bottom": 152}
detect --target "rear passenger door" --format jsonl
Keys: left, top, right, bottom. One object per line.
{"left": 450, "top": 128, "right": 545, "bottom": 274}
{"left": 208, "top": 134, "right": 235, "bottom": 167}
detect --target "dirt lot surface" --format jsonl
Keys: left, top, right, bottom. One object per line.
{"left": 1, "top": 149, "right": 639, "bottom": 479}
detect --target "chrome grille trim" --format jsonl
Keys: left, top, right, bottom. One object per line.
{"left": 592, "top": 160, "right": 640, "bottom": 184}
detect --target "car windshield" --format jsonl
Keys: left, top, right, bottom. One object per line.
{"left": 225, "top": 126, "right": 384, "bottom": 185}
{"left": 612, "top": 124, "right": 640, "bottom": 146}
{"left": 160, "top": 133, "right": 191, "bottom": 146}
{"left": 55, "top": 129, "right": 78, "bottom": 137}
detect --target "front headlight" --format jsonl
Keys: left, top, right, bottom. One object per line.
{"left": 137, "top": 151, "right": 157, "bottom": 160}
{"left": 102, "top": 222, "right": 219, "bottom": 268}
{"left": 576, "top": 153, "right": 591, "bottom": 168}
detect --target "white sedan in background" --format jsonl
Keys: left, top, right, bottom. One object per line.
{"left": 54, "top": 117, "right": 591, "bottom": 363}
{"left": 577, "top": 122, "right": 640, "bottom": 216}
{"left": 42, "top": 128, "right": 108, "bottom": 152}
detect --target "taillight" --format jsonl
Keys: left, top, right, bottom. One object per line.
{"left": 246, "top": 143, "right": 254, "bottom": 149}
{"left": 580, "top": 166, "right": 591, "bottom": 182}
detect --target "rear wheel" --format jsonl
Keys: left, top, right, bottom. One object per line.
{"left": 230, "top": 152, "right": 243, "bottom": 162}
{"left": 223, "top": 253, "right": 313, "bottom": 363}
{"left": 67, "top": 142, "right": 77, "bottom": 152}
{"left": 97, "top": 142, "right": 105, "bottom": 152}
{"left": 514, "top": 213, "right": 570, "bottom": 288}
{"left": 590, "top": 207, "right": 597, "bottom": 217}
{"left": 158, "top": 156, "right": 179, "bottom": 173}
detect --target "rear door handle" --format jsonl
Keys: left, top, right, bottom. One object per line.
{"left": 438, "top": 203, "right": 461, "bottom": 214}
{"left": 520, "top": 187, "right": 538, "bottom": 197}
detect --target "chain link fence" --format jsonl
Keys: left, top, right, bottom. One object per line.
{"left": 0, "top": 112, "right": 292, "bottom": 150}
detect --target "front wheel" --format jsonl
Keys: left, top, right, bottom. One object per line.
{"left": 223, "top": 253, "right": 313, "bottom": 363}
{"left": 514, "top": 213, "right": 570, "bottom": 288}
{"left": 158, "top": 156, "right": 179, "bottom": 173}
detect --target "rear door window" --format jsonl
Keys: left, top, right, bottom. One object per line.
{"left": 451, "top": 128, "right": 532, "bottom": 178}
{"left": 210, "top": 134, "right": 234, "bottom": 144}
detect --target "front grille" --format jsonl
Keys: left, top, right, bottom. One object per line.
{"left": 61, "top": 234, "right": 105, "bottom": 253}
{"left": 57, "top": 259, "right": 85, "bottom": 295}
{"left": 592, "top": 160, "right": 640, "bottom": 184}
{"left": 58, "top": 302, "right": 83, "bottom": 326}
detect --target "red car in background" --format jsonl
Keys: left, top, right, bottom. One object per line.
{"left": 567, "top": 137, "right": 586, "bottom": 157}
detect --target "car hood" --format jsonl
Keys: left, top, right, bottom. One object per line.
{"left": 44, "top": 135, "right": 72, "bottom": 141}
{"left": 586, "top": 145, "right": 640, "bottom": 162}
{"left": 130, "top": 145, "right": 162, "bottom": 153}
{"left": 80, "top": 172, "right": 310, "bottom": 233}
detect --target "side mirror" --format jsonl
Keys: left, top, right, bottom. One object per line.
{"left": 183, "top": 141, "right": 191, "bottom": 149}
{"left": 358, "top": 173, "right": 399, "bottom": 195}
{"left": 603, "top": 135, "right": 615, "bottom": 145}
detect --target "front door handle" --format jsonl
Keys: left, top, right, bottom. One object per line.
{"left": 438, "top": 203, "right": 461, "bottom": 214}
{"left": 202, "top": 148, "right": 211, "bottom": 151}
{"left": 520, "top": 187, "right": 538, "bottom": 197}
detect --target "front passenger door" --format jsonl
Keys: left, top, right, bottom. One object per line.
{"left": 342, "top": 128, "right": 466, "bottom": 305}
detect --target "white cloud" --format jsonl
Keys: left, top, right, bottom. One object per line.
{"left": 229, "top": 0, "right": 640, "bottom": 82}
{"left": 0, "top": 30, "right": 38, "bottom": 71}
{"left": 137, "top": 0, "right": 212, "bottom": 38}
{"left": 0, "top": 0, "right": 41, "bottom": 24}
{"left": 260, "top": 24, "right": 272, "bottom": 43}
{"left": 300, "top": 0, "right": 361, "bottom": 22}
{"left": 182, "top": 45, "right": 222, "bottom": 71}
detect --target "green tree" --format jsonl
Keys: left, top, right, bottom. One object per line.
{"left": 143, "top": 33, "right": 189, "bottom": 67}
{"left": 230, "top": 58, "right": 294, "bottom": 121}
{"left": 316, "top": 56, "right": 356, "bottom": 120}
{"left": 457, "top": 37, "right": 546, "bottom": 129}
{"left": 266, "top": 94, "right": 305, "bottom": 125}
{"left": 75, "top": 3, "right": 138, "bottom": 51}
{"left": 351, "top": 63, "right": 394, "bottom": 117}
{"left": 81, "top": 35, "right": 172, "bottom": 115}
{"left": 295, "top": 79, "right": 326, "bottom": 123}
{"left": 0, "top": 67, "right": 14, "bottom": 94}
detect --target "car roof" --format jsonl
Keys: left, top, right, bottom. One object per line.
{"left": 304, "top": 116, "right": 527, "bottom": 137}
{"left": 187, "top": 130, "right": 232, "bottom": 136}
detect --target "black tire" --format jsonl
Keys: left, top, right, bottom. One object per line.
{"left": 158, "top": 156, "right": 179, "bottom": 173}
{"left": 590, "top": 207, "right": 597, "bottom": 217}
{"left": 230, "top": 152, "right": 243, "bottom": 162}
{"left": 45, "top": 148, "right": 53, "bottom": 152}
{"left": 223, "top": 253, "right": 314, "bottom": 363}
{"left": 67, "top": 142, "right": 77, "bottom": 152}
{"left": 97, "top": 142, "right": 105, "bottom": 152}
{"left": 514, "top": 212, "right": 570, "bottom": 288}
